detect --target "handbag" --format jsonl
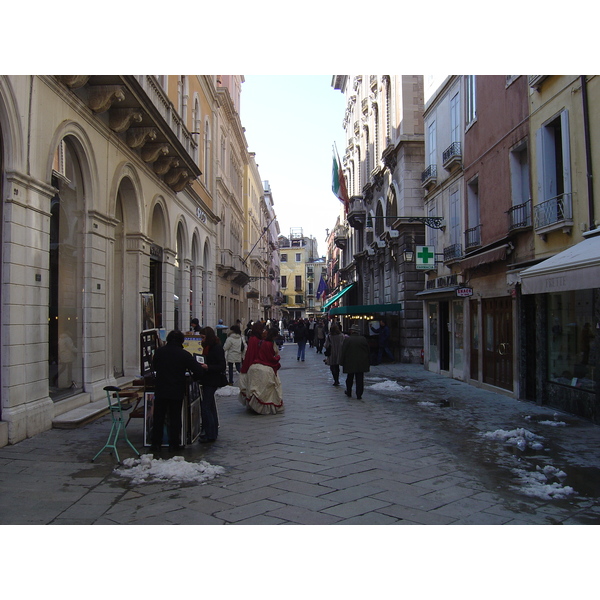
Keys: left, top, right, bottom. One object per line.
{"left": 324, "top": 346, "right": 331, "bottom": 357}
{"left": 218, "top": 372, "right": 229, "bottom": 387}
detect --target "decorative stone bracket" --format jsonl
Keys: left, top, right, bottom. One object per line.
{"left": 153, "top": 156, "right": 179, "bottom": 175}
{"left": 88, "top": 85, "right": 125, "bottom": 113}
{"left": 141, "top": 143, "right": 170, "bottom": 163}
{"left": 56, "top": 75, "right": 90, "bottom": 89}
{"left": 109, "top": 108, "right": 143, "bottom": 133}
{"left": 126, "top": 127, "right": 157, "bottom": 149}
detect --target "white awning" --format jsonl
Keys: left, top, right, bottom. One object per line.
{"left": 521, "top": 231, "right": 600, "bottom": 294}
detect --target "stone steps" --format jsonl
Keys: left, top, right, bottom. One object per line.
{"left": 52, "top": 385, "right": 145, "bottom": 429}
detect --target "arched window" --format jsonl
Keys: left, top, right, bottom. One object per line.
{"left": 386, "top": 186, "right": 397, "bottom": 228}
{"left": 375, "top": 201, "right": 385, "bottom": 237}
{"left": 49, "top": 138, "right": 85, "bottom": 397}
{"left": 204, "top": 118, "right": 211, "bottom": 185}
{"left": 383, "top": 76, "right": 392, "bottom": 145}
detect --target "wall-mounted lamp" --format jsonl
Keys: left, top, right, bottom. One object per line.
{"left": 403, "top": 247, "right": 415, "bottom": 262}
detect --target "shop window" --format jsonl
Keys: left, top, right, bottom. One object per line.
{"left": 428, "top": 303, "right": 438, "bottom": 364}
{"left": 548, "top": 290, "right": 596, "bottom": 392}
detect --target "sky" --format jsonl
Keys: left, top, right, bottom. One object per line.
{"left": 240, "top": 75, "right": 348, "bottom": 256}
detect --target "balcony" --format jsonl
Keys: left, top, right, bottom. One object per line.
{"left": 534, "top": 193, "right": 574, "bottom": 237}
{"left": 421, "top": 164, "right": 437, "bottom": 188}
{"left": 465, "top": 224, "right": 482, "bottom": 250}
{"left": 508, "top": 199, "right": 532, "bottom": 232}
{"left": 443, "top": 243, "right": 463, "bottom": 262}
{"left": 334, "top": 225, "right": 349, "bottom": 249}
{"left": 442, "top": 142, "right": 462, "bottom": 171}
{"left": 56, "top": 76, "right": 201, "bottom": 192}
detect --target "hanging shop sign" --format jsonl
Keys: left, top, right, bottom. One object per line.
{"left": 456, "top": 287, "right": 474, "bottom": 297}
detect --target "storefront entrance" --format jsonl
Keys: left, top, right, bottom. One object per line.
{"left": 482, "top": 297, "right": 513, "bottom": 390}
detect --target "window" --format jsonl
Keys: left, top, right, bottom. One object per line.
{"left": 465, "top": 75, "right": 476, "bottom": 126}
{"left": 466, "top": 177, "right": 481, "bottom": 248}
{"left": 280, "top": 275, "right": 287, "bottom": 288}
{"left": 427, "top": 201, "right": 438, "bottom": 250}
{"left": 548, "top": 290, "right": 596, "bottom": 393}
{"left": 295, "top": 275, "right": 302, "bottom": 290}
{"left": 450, "top": 92, "right": 460, "bottom": 143}
{"left": 295, "top": 295, "right": 303, "bottom": 304}
{"left": 280, "top": 253, "right": 287, "bottom": 262}
{"left": 449, "top": 189, "right": 461, "bottom": 247}
{"left": 428, "top": 120, "right": 437, "bottom": 167}
{"left": 510, "top": 141, "right": 530, "bottom": 206}
{"left": 295, "top": 253, "right": 301, "bottom": 262}
{"left": 536, "top": 110, "right": 571, "bottom": 204}
{"left": 204, "top": 119, "right": 211, "bottom": 185}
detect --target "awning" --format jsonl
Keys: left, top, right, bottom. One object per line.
{"left": 322, "top": 283, "right": 355, "bottom": 309}
{"left": 415, "top": 286, "right": 460, "bottom": 297}
{"left": 521, "top": 232, "right": 600, "bottom": 294}
{"left": 460, "top": 244, "right": 509, "bottom": 271}
{"left": 328, "top": 303, "right": 403, "bottom": 316}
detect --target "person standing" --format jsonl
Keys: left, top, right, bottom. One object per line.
{"left": 371, "top": 318, "right": 394, "bottom": 364}
{"left": 324, "top": 324, "right": 345, "bottom": 386}
{"left": 340, "top": 324, "right": 370, "bottom": 399}
{"left": 190, "top": 318, "right": 202, "bottom": 333}
{"left": 198, "top": 326, "right": 226, "bottom": 443}
{"left": 294, "top": 318, "right": 308, "bottom": 361}
{"left": 150, "top": 330, "right": 204, "bottom": 452}
{"left": 223, "top": 324, "right": 245, "bottom": 384}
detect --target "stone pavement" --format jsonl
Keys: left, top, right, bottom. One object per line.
{"left": 2, "top": 341, "right": 600, "bottom": 525}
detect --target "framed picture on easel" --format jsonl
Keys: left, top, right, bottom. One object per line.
{"left": 141, "top": 292, "right": 156, "bottom": 331}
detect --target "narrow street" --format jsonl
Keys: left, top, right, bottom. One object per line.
{"left": 1, "top": 340, "right": 600, "bottom": 525}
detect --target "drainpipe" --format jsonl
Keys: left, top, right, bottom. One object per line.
{"left": 581, "top": 75, "right": 596, "bottom": 230}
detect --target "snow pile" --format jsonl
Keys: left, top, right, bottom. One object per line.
{"left": 538, "top": 420, "right": 567, "bottom": 427}
{"left": 216, "top": 385, "right": 241, "bottom": 397}
{"left": 481, "top": 428, "right": 544, "bottom": 451}
{"left": 417, "top": 401, "right": 437, "bottom": 407}
{"left": 511, "top": 465, "right": 575, "bottom": 500}
{"left": 368, "top": 380, "right": 412, "bottom": 394}
{"left": 115, "top": 454, "right": 225, "bottom": 485}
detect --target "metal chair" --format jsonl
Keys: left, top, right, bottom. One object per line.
{"left": 92, "top": 386, "right": 141, "bottom": 463}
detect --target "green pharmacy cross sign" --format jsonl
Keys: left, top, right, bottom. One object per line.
{"left": 416, "top": 245, "right": 435, "bottom": 270}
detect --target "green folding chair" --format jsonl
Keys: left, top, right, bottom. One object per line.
{"left": 92, "top": 386, "right": 141, "bottom": 463}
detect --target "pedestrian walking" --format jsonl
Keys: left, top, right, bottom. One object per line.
{"left": 307, "top": 317, "right": 316, "bottom": 347}
{"left": 370, "top": 318, "right": 395, "bottom": 364}
{"left": 340, "top": 324, "right": 370, "bottom": 399}
{"left": 197, "top": 326, "right": 226, "bottom": 443}
{"left": 223, "top": 324, "right": 245, "bottom": 385}
{"left": 294, "top": 319, "right": 308, "bottom": 361}
{"left": 323, "top": 324, "right": 345, "bottom": 386}
{"left": 315, "top": 320, "right": 326, "bottom": 353}
{"left": 150, "top": 329, "right": 204, "bottom": 452}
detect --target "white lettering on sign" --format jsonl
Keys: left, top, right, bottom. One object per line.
{"left": 456, "top": 287, "right": 473, "bottom": 297}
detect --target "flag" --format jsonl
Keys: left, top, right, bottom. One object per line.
{"left": 316, "top": 275, "right": 328, "bottom": 300}
{"left": 332, "top": 148, "right": 350, "bottom": 214}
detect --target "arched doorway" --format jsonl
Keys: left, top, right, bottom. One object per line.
{"left": 49, "top": 138, "right": 85, "bottom": 398}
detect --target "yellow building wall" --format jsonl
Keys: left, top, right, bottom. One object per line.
{"left": 530, "top": 75, "right": 600, "bottom": 260}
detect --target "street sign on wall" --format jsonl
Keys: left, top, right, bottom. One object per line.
{"left": 416, "top": 246, "right": 435, "bottom": 270}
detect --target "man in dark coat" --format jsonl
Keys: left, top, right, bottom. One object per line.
{"left": 340, "top": 324, "right": 370, "bottom": 399}
{"left": 371, "top": 318, "right": 394, "bottom": 364}
{"left": 151, "top": 329, "right": 204, "bottom": 452}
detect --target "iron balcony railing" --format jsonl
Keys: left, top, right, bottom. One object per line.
{"left": 443, "top": 243, "right": 463, "bottom": 261}
{"left": 442, "top": 142, "right": 462, "bottom": 165}
{"left": 534, "top": 193, "right": 573, "bottom": 229}
{"left": 508, "top": 199, "right": 532, "bottom": 231}
{"left": 465, "top": 224, "right": 482, "bottom": 249}
{"left": 421, "top": 164, "right": 437, "bottom": 184}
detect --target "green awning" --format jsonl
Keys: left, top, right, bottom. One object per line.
{"left": 322, "top": 283, "right": 355, "bottom": 310}
{"left": 328, "top": 303, "right": 403, "bottom": 316}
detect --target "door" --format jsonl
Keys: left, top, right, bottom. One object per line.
{"left": 482, "top": 297, "right": 513, "bottom": 390}
{"left": 439, "top": 301, "right": 450, "bottom": 371}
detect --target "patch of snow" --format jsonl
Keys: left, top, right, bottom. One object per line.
{"left": 481, "top": 428, "right": 544, "bottom": 451}
{"left": 216, "top": 385, "right": 241, "bottom": 397}
{"left": 539, "top": 420, "right": 567, "bottom": 427}
{"left": 417, "top": 401, "right": 437, "bottom": 407}
{"left": 511, "top": 467, "right": 575, "bottom": 500}
{"left": 368, "top": 380, "right": 412, "bottom": 393}
{"left": 115, "top": 454, "right": 225, "bottom": 485}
